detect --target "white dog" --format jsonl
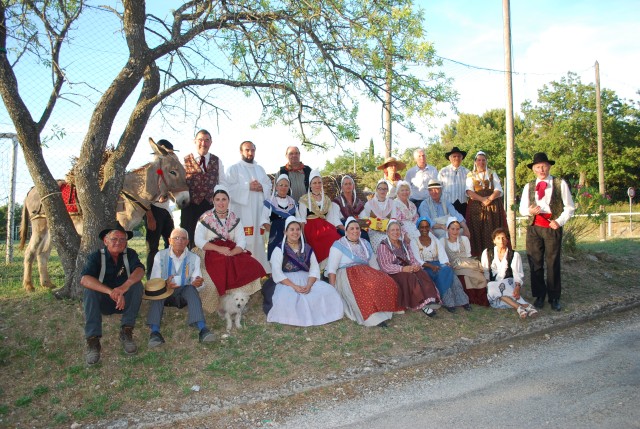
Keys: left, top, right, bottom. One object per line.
{"left": 217, "top": 290, "right": 249, "bottom": 331}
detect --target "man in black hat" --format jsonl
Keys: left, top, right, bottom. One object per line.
{"left": 80, "top": 224, "right": 145, "bottom": 365}
{"left": 145, "top": 139, "right": 176, "bottom": 278}
{"left": 519, "top": 152, "right": 575, "bottom": 311}
{"left": 438, "top": 146, "right": 470, "bottom": 217}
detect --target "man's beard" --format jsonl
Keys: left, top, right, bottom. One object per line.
{"left": 242, "top": 156, "right": 254, "bottom": 163}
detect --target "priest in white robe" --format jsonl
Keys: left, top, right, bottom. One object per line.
{"left": 227, "top": 141, "right": 273, "bottom": 273}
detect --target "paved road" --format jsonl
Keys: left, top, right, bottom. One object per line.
{"left": 277, "top": 310, "right": 640, "bottom": 429}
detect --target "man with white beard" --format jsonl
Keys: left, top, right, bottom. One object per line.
{"left": 227, "top": 141, "right": 272, "bottom": 273}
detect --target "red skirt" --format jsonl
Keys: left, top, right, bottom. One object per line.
{"left": 204, "top": 239, "right": 266, "bottom": 296}
{"left": 345, "top": 265, "right": 403, "bottom": 320}
{"left": 304, "top": 218, "right": 340, "bottom": 263}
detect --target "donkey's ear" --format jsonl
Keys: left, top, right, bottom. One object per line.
{"left": 149, "top": 137, "right": 167, "bottom": 155}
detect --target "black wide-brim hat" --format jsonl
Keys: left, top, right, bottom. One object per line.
{"left": 527, "top": 152, "right": 556, "bottom": 169}
{"left": 445, "top": 146, "right": 467, "bottom": 160}
{"left": 99, "top": 223, "right": 134, "bottom": 240}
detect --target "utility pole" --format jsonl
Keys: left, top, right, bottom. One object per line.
{"left": 502, "top": 0, "right": 517, "bottom": 246}
{"left": 595, "top": 61, "right": 606, "bottom": 240}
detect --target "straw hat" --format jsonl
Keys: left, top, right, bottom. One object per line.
{"left": 143, "top": 278, "right": 174, "bottom": 300}
{"left": 377, "top": 157, "right": 407, "bottom": 171}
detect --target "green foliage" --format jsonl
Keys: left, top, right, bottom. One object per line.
{"left": 563, "top": 184, "right": 611, "bottom": 254}
{"left": 0, "top": 204, "right": 22, "bottom": 239}
{"left": 322, "top": 143, "right": 386, "bottom": 190}
{"left": 521, "top": 72, "right": 640, "bottom": 199}
{"left": 437, "top": 109, "right": 528, "bottom": 179}
{"left": 418, "top": 72, "right": 639, "bottom": 201}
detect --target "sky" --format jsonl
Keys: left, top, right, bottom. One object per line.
{"left": 1, "top": 0, "right": 638, "bottom": 204}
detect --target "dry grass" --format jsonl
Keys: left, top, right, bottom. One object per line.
{"left": 0, "top": 236, "right": 639, "bottom": 428}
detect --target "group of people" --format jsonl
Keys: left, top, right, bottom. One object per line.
{"left": 80, "top": 131, "right": 574, "bottom": 366}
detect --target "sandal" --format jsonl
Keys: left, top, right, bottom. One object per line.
{"left": 517, "top": 306, "right": 528, "bottom": 319}
{"left": 525, "top": 304, "right": 539, "bottom": 318}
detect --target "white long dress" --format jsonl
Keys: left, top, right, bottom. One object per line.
{"left": 226, "top": 160, "right": 273, "bottom": 272}
{"left": 267, "top": 245, "right": 344, "bottom": 326}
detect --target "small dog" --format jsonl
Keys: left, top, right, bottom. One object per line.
{"left": 217, "top": 290, "right": 249, "bottom": 331}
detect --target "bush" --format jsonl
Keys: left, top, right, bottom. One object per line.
{"left": 563, "top": 185, "right": 610, "bottom": 253}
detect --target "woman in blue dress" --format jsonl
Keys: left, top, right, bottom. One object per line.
{"left": 262, "top": 174, "right": 300, "bottom": 261}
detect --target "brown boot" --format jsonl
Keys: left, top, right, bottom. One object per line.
{"left": 119, "top": 326, "right": 137, "bottom": 355}
{"left": 85, "top": 336, "right": 101, "bottom": 365}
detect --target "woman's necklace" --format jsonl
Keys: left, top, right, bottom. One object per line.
{"left": 475, "top": 170, "right": 489, "bottom": 190}
{"left": 214, "top": 210, "right": 228, "bottom": 227}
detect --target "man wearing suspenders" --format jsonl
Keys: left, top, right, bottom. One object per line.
{"left": 81, "top": 224, "right": 144, "bottom": 365}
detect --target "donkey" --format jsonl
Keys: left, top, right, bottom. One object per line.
{"left": 19, "top": 138, "right": 190, "bottom": 292}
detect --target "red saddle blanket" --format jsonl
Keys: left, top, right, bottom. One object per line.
{"left": 60, "top": 182, "right": 79, "bottom": 213}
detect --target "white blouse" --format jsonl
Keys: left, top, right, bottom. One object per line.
{"left": 480, "top": 247, "right": 524, "bottom": 285}
{"left": 194, "top": 216, "right": 247, "bottom": 250}
{"left": 410, "top": 233, "right": 450, "bottom": 265}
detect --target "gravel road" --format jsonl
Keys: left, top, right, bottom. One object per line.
{"left": 275, "top": 309, "right": 640, "bottom": 429}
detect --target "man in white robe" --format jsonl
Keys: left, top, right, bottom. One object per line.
{"left": 227, "top": 141, "right": 272, "bottom": 273}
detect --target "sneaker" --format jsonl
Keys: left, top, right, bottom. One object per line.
{"left": 422, "top": 307, "right": 436, "bottom": 317}
{"left": 463, "top": 304, "right": 472, "bottom": 311}
{"left": 85, "top": 336, "right": 101, "bottom": 365}
{"left": 199, "top": 328, "right": 215, "bottom": 343}
{"left": 425, "top": 302, "right": 441, "bottom": 310}
{"left": 148, "top": 331, "right": 165, "bottom": 348}
{"left": 119, "top": 326, "right": 138, "bottom": 355}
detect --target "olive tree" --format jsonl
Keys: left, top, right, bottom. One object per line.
{"left": 0, "top": 0, "right": 454, "bottom": 298}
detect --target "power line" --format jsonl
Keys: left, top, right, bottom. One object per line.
{"left": 435, "top": 54, "right": 595, "bottom": 78}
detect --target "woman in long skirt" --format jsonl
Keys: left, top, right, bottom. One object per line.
{"left": 465, "top": 151, "right": 508, "bottom": 256}
{"left": 441, "top": 217, "right": 489, "bottom": 307}
{"left": 411, "top": 216, "right": 470, "bottom": 313}
{"left": 377, "top": 220, "right": 441, "bottom": 316}
{"left": 298, "top": 170, "right": 341, "bottom": 266}
{"left": 326, "top": 217, "right": 403, "bottom": 327}
{"left": 267, "top": 217, "right": 343, "bottom": 326}
{"left": 194, "top": 185, "right": 266, "bottom": 312}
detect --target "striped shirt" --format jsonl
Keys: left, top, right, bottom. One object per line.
{"left": 438, "top": 164, "right": 470, "bottom": 204}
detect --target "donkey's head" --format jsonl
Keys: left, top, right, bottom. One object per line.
{"left": 149, "top": 138, "right": 190, "bottom": 209}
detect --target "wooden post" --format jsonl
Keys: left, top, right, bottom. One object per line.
{"left": 595, "top": 61, "right": 606, "bottom": 240}
{"left": 503, "top": 0, "right": 517, "bottom": 247}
